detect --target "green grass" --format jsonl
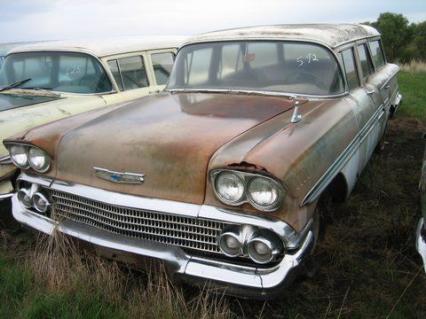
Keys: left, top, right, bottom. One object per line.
{"left": 399, "top": 71, "right": 426, "bottom": 121}
{"left": 0, "top": 71, "right": 425, "bottom": 318}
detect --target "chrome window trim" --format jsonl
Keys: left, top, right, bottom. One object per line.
{"left": 2, "top": 50, "right": 115, "bottom": 95}
{"left": 170, "top": 39, "right": 349, "bottom": 98}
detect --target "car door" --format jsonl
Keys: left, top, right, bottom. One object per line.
{"left": 339, "top": 46, "right": 379, "bottom": 190}
{"left": 101, "top": 53, "right": 153, "bottom": 105}
{"left": 367, "top": 39, "right": 399, "bottom": 117}
{"left": 354, "top": 42, "right": 385, "bottom": 167}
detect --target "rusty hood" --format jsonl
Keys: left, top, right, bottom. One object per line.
{"left": 28, "top": 92, "right": 296, "bottom": 204}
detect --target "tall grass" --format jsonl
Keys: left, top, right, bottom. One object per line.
{"left": 399, "top": 61, "right": 426, "bottom": 73}
{"left": 11, "top": 230, "right": 232, "bottom": 319}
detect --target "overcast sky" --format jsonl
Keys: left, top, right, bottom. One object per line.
{"left": 0, "top": 0, "right": 425, "bottom": 43}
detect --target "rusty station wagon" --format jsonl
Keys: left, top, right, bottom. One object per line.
{"left": 5, "top": 24, "right": 402, "bottom": 297}
{"left": 0, "top": 37, "right": 183, "bottom": 199}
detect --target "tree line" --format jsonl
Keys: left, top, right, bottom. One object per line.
{"left": 364, "top": 12, "right": 426, "bottom": 63}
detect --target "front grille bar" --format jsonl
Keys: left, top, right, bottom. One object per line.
{"left": 46, "top": 189, "right": 230, "bottom": 255}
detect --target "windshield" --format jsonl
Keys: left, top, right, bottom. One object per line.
{"left": 168, "top": 41, "right": 344, "bottom": 96}
{"left": 0, "top": 51, "right": 112, "bottom": 94}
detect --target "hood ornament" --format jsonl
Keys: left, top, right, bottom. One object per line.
{"left": 290, "top": 100, "right": 302, "bottom": 123}
{"left": 94, "top": 167, "right": 144, "bottom": 184}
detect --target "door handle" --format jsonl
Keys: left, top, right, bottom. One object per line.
{"left": 384, "top": 85, "right": 390, "bottom": 89}
{"left": 366, "top": 89, "right": 375, "bottom": 95}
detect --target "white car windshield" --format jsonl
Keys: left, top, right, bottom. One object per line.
{"left": 168, "top": 41, "right": 345, "bottom": 96}
{"left": 0, "top": 51, "right": 112, "bottom": 94}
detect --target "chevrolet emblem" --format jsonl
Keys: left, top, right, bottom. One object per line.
{"left": 94, "top": 167, "right": 144, "bottom": 184}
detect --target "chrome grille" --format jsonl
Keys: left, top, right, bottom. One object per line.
{"left": 45, "top": 189, "right": 230, "bottom": 255}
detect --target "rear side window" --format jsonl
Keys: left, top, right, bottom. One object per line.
{"left": 341, "top": 48, "right": 360, "bottom": 90}
{"left": 369, "top": 40, "right": 386, "bottom": 69}
{"left": 107, "top": 56, "right": 149, "bottom": 91}
{"left": 357, "top": 44, "right": 374, "bottom": 80}
{"left": 151, "top": 52, "right": 174, "bottom": 85}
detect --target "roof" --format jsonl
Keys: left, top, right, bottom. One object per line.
{"left": 185, "top": 24, "right": 380, "bottom": 48}
{"left": 0, "top": 41, "right": 40, "bottom": 56}
{"left": 8, "top": 36, "right": 187, "bottom": 57}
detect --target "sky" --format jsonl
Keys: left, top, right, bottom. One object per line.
{"left": 0, "top": 0, "right": 425, "bottom": 43}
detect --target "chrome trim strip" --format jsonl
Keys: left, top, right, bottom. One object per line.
{"left": 167, "top": 88, "right": 347, "bottom": 100}
{"left": 416, "top": 218, "right": 426, "bottom": 273}
{"left": 11, "top": 193, "right": 314, "bottom": 293}
{"left": 302, "top": 105, "right": 385, "bottom": 206}
{"left": 0, "top": 193, "right": 13, "bottom": 200}
{"left": 18, "top": 174, "right": 306, "bottom": 249}
{"left": 0, "top": 155, "right": 12, "bottom": 165}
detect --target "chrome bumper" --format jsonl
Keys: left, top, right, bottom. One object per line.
{"left": 416, "top": 218, "right": 426, "bottom": 273}
{"left": 11, "top": 174, "right": 315, "bottom": 297}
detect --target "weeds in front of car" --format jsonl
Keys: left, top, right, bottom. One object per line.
{"left": 0, "top": 230, "right": 231, "bottom": 319}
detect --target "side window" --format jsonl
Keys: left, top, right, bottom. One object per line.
{"left": 368, "top": 40, "right": 386, "bottom": 69}
{"left": 151, "top": 52, "right": 174, "bottom": 85}
{"left": 120, "top": 56, "right": 149, "bottom": 90}
{"left": 107, "top": 59, "right": 123, "bottom": 91}
{"left": 341, "top": 48, "right": 360, "bottom": 90}
{"left": 356, "top": 44, "right": 374, "bottom": 80}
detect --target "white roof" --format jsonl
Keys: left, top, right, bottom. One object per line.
{"left": 185, "top": 24, "right": 380, "bottom": 48}
{"left": 8, "top": 36, "right": 187, "bottom": 57}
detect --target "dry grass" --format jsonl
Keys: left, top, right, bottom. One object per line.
{"left": 23, "top": 230, "right": 232, "bottom": 319}
{"left": 399, "top": 60, "right": 426, "bottom": 73}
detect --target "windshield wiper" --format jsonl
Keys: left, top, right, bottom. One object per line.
{"left": 0, "top": 78, "right": 32, "bottom": 92}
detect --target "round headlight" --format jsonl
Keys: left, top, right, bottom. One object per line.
{"left": 214, "top": 171, "right": 245, "bottom": 204}
{"left": 10, "top": 145, "right": 29, "bottom": 168}
{"left": 28, "top": 147, "right": 50, "bottom": 173}
{"left": 247, "top": 177, "right": 282, "bottom": 210}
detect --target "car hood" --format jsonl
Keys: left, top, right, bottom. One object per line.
{"left": 22, "top": 92, "right": 296, "bottom": 204}
{"left": 0, "top": 92, "right": 61, "bottom": 112}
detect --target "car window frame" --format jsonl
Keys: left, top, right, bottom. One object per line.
{"left": 368, "top": 39, "right": 387, "bottom": 71}
{"left": 150, "top": 50, "right": 176, "bottom": 86}
{"left": 339, "top": 46, "right": 360, "bottom": 91}
{"left": 106, "top": 53, "right": 151, "bottom": 92}
{"left": 355, "top": 42, "right": 375, "bottom": 83}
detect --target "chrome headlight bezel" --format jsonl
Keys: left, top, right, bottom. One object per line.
{"left": 211, "top": 169, "right": 285, "bottom": 212}
{"left": 6, "top": 143, "right": 51, "bottom": 173}
{"left": 28, "top": 147, "right": 51, "bottom": 173}
{"left": 9, "top": 144, "right": 30, "bottom": 169}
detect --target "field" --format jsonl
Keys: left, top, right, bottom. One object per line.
{"left": 0, "top": 71, "right": 425, "bottom": 318}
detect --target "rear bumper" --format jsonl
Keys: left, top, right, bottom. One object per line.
{"left": 416, "top": 218, "right": 426, "bottom": 272}
{"left": 11, "top": 175, "right": 315, "bottom": 298}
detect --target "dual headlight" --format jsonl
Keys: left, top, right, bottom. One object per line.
{"left": 211, "top": 169, "right": 284, "bottom": 212}
{"left": 8, "top": 144, "right": 51, "bottom": 173}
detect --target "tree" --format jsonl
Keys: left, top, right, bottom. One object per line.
{"left": 413, "top": 21, "right": 426, "bottom": 61}
{"left": 373, "top": 13, "right": 414, "bottom": 62}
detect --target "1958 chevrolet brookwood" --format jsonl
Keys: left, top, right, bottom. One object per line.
{"left": 4, "top": 24, "right": 402, "bottom": 297}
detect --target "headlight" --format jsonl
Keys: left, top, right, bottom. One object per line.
{"left": 212, "top": 169, "right": 284, "bottom": 212}
{"left": 10, "top": 145, "right": 29, "bottom": 168}
{"left": 247, "top": 177, "right": 281, "bottom": 210}
{"left": 214, "top": 171, "right": 245, "bottom": 204}
{"left": 28, "top": 147, "right": 50, "bottom": 173}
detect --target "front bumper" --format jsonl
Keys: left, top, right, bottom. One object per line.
{"left": 11, "top": 174, "right": 315, "bottom": 298}
{"left": 416, "top": 218, "right": 426, "bottom": 272}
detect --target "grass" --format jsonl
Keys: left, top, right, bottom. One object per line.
{"left": 0, "top": 70, "right": 425, "bottom": 318}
